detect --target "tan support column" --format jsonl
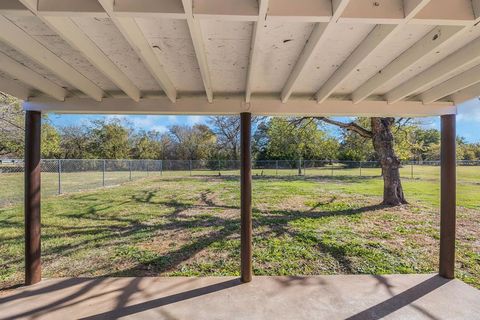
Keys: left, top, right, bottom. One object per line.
{"left": 240, "top": 112, "right": 252, "bottom": 283}
{"left": 25, "top": 110, "right": 41, "bottom": 285}
{"left": 439, "top": 114, "right": 456, "bottom": 279}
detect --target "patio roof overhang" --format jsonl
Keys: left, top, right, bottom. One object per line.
{"left": 0, "top": 0, "right": 479, "bottom": 116}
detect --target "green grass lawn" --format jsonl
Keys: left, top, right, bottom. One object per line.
{"left": 0, "top": 170, "right": 479, "bottom": 290}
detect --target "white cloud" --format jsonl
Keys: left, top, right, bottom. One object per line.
{"left": 150, "top": 125, "right": 168, "bottom": 133}
{"left": 457, "top": 99, "right": 480, "bottom": 123}
{"left": 186, "top": 115, "right": 204, "bottom": 125}
{"left": 167, "top": 115, "right": 178, "bottom": 123}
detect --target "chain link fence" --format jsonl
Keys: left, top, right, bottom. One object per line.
{"left": 1, "top": 158, "right": 479, "bottom": 208}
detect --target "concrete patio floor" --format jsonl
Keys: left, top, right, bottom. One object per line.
{"left": 1, "top": 274, "right": 479, "bottom": 320}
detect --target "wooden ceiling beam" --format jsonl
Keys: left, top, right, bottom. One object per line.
{"left": 98, "top": 0, "right": 177, "bottom": 102}
{"left": 386, "top": 37, "right": 480, "bottom": 104}
{"left": 41, "top": 16, "right": 141, "bottom": 101}
{"left": 181, "top": 0, "right": 214, "bottom": 102}
{"left": 420, "top": 64, "right": 480, "bottom": 104}
{"left": 24, "top": 94, "right": 456, "bottom": 117}
{"left": 352, "top": 25, "right": 464, "bottom": 104}
{"left": 0, "top": 51, "right": 67, "bottom": 100}
{"left": 245, "top": 0, "right": 269, "bottom": 103}
{"left": 280, "top": 0, "right": 351, "bottom": 103}
{"left": 0, "top": 14, "right": 104, "bottom": 101}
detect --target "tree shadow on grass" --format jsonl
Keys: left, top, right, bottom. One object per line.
{"left": 2, "top": 184, "right": 391, "bottom": 289}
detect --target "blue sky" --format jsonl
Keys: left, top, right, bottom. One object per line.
{"left": 48, "top": 98, "right": 480, "bottom": 142}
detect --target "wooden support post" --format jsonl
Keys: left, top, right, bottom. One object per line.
{"left": 25, "top": 110, "right": 41, "bottom": 285}
{"left": 240, "top": 112, "right": 252, "bottom": 283}
{"left": 440, "top": 114, "right": 456, "bottom": 279}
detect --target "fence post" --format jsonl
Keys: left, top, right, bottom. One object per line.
{"left": 275, "top": 160, "right": 278, "bottom": 175}
{"left": 298, "top": 159, "right": 302, "bottom": 176}
{"left": 129, "top": 160, "right": 132, "bottom": 181}
{"left": 160, "top": 160, "right": 163, "bottom": 176}
{"left": 359, "top": 161, "right": 362, "bottom": 177}
{"left": 331, "top": 160, "right": 334, "bottom": 176}
{"left": 57, "top": 159, "right": 62, "bottom": 195}
{"left": 189, "top": 160, "right": 192, "bottom": 176}
{"left": 102, "top": 160, "right": 106, "bottom": 187}
{"left": 411, "top": 161, "right": 414, "bottom": 179}
{"left": 218, "top": 159, "right": 221, "bottom": 175}
{"left": 303, "top": 160, "right": 307, "bottom": 176}
{"left": 146, "top": 161, "right": 149, "bottom": 176}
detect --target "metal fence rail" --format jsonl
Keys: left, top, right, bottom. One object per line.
{"left": 1, "top": 158, "right": 478, "bottom": 208}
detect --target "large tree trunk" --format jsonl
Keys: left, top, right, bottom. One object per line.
{"left": 371, "top": 118, "right": 407, "bottom": 206}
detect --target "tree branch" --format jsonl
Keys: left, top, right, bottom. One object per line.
{"left": 312, "top": 117, "right": 373, "bottom": 138}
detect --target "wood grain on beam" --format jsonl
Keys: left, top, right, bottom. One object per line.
{"left": 316, "top": 24, "right": 398, "bottom": 103}
{"left": 280, "top": 0, "right": 351, "bottom": 103}
{"left": 24, "top": 94, "right": 456, "bottom": 117}
{"left": 0, "top": 77, "right": 31, "bottom": 100}
{"left": 0, "top": 51, "right": 67, "bottom": 100}
{"left": 0, "top": 15, "right": 104, "bottom": 101}
{"left": 98, "top": 0, "right": 177, "bottom": 102}
{"left": 38, "top": 0, "right": 107, "bottom": 17}
{"left": 411, "top": 0, "right": 476, "bottom": 26}
{"left": 352, "top": 25, "right": 464, "bottom": 104}
{"left": 386, "top": 37, "right": 480, "bottom": 103}
{"left": 245, "top": 0, "right": 269, "bottom": 102}
{"left": 451, "top": 82, "right": 480, "bottom": 104}
{"left": 420, "top": 64, "right": 480, "bottom": 104}
{"left": 182, "top": 0, "right": 214, "bottom": 102}
{"left": 42, "top": 16, "right": 140, "bottom": 101}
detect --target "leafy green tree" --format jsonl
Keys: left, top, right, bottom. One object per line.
{"left": 169, "top": 124, "right": 216, "bottom": 160}
{"left": 59, "top": 125, "right": 93, "bottom": 159}
{"left": 88, "top": 119, "right": 131, "bottom": 159}
{"left": 41, "top": 123, "right": 61, "bottom": 158}
{"left": 131, "top": 130, "right": 161, "bottom": 159}
{"left": 264, "top": 118, "right": 339, "bottom": 161}
{"left": 1, "top": 93, "right": 60, "bottom": 158}
{"left": 0, "top": 94, "right": 25, "bottom": 157}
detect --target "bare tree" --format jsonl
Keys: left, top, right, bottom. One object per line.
{"left": 208, "top": 116, "right": 241, "bottom": 160}
{"left": 0, "top": 93, "right": 24, "bottom": 157}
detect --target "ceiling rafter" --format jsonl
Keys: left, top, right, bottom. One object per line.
{"left": 351, "top": 25, "right": 464, "bottom": 104}
{"left": 17, "top": 0, "right": 138, "bottom": 100}
{"left": 385, "top": 36, "right": 480, "bottom": 104}
{"left": 97, "top": 0, "right": 177, "bottom": 102}
{"left": 0, "top": 14, "right": 104, "bottom": 101}
{"left": 315, "top": 0, "right": 432, "bottom": 104}
{"left": 40, "top": 16, "right": 141, "bottom": 101}
{"left": 420, "top": 64, "right": 480, "bottom": 104}
{"left": 0, "top": 77, "right": 31, "bottom": 100}
{"left": 0, "top": 51, "right": 67, "bottom": 101}
{"left": 451, "top": 82, "right": 480, "bottom": 104}
{"left": 181, "top": 0, "right": 214, "bottom": 102}
{"left": 245, "top": 0, "right": 269, "bottom": 103}
{"left": 280, "top": 0, "right": 351, "bottom": 103}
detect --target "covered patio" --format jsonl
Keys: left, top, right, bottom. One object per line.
{"left": 1, "top": 0, "right": 480, "bottom": 318}
{"left": 1, "top": 275, "right": 480, "bottom": 319}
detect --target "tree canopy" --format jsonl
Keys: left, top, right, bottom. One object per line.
{"left": 1, "top": 94, "right": 480, "bottom": 162}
